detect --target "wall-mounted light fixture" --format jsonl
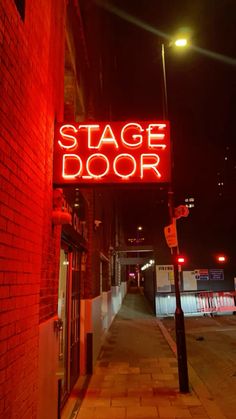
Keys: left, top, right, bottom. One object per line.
{"left": 52, "top": 188, "right": 72, "bottom": 225}
{"left": 94, "top": 219, "right": 102, "bottom": 230}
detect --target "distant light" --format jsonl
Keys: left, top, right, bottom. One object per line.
{"left": 175, "top": 38, "right": 188, "bottom": 47}
{"left": 217, "top": 255, "right": 226, "bottom": 263}
{"left": 177, "top": 256, "right": 185, "bottom": 264}
{"left": 141, "top": 259, "right": 155, "bottom": 271}
{"left": 137, "top": 226, "right": 143, "bottom": 231}
{"left": 185, "top": 197, "right": 194, "bottom": 205}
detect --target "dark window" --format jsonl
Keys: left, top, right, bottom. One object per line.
{"left": 14, "top": 0, "right": 25, "bottom": 21}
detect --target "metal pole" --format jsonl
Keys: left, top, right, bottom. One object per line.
{"left": 161, "top": 43, "right": 168, "bottom": 120}
{"left": 173, "top": 248, "right": 189, "bottom": 393}
{"left": 162, "top": 43, "right": 189, "bottom": 393}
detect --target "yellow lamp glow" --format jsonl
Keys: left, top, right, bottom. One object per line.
{"left": 175, "top": 38, "right": 188, "bottom": 47}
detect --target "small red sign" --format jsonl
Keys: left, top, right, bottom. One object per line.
{"left": 164, "top": 221, "right": 178, "bottom": 248}
{"left": 174, "top": 205, "right": 189, "bottom": 219}
{"left": 53, "top": 121, "right": 170, "bottom": 185}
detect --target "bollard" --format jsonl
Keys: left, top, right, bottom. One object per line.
{"left": 86, "top": 332, "right": 93, "bottom": 374}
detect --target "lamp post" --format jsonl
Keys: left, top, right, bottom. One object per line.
{"left": 161, "top": 40, "right": 189, "bottom": 393}
{"left": 136, "top": 226, "right": 143, "bottom": 287}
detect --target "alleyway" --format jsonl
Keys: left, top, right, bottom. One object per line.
{"left": 63, "top": 293, "right": 226, "bottom": 419}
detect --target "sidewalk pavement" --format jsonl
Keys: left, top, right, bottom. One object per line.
{"left": 72, "top": 293, "right": 226, "bottom": 419}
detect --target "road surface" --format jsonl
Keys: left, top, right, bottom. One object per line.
{"left": 161, "top": 314, "right": 236, "bottom": 419}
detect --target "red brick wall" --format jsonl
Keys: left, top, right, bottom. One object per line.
{"left": 0, "top": 1, "right": 65, "bottom": 418}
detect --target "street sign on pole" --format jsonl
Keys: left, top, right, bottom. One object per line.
{"left": 174, "top": 205, "right": 189, "bottom": 219}
{"left": 164, "top": 221, "right": 178, "bottom": 248}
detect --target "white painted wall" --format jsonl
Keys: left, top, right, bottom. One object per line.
{"left": 121, "top": 281, "right": 127, "bottom": 300}
{"left": 38, "top": 316, "right": 59, "bottom": 419}
{"left": 80, "top": 283, "right": 127, "bottom": 374}
{"left": 102, "top": 290, "right": 112, "bottom": 331}
{"left": 80, "top": 295, "right": 103, "bottom": 373}
{"left": 111, "top": 285, "right": 122, "bottom": 317}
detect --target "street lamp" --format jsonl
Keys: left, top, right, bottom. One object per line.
{"left": 161, "top": 38, "right": 189, "bottom": 393}
{"left": 175, "top": 38, "right": 188, "bottom": 47}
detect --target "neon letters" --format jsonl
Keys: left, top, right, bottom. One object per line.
{"left": 54, "top": 121, "right": 170, "bottom": 184}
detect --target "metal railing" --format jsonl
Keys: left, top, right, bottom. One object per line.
{"left": 196, "top": 291, "right": 236, "bottom": 314}
{"left": 156, "top": 290, "right": 236, "bottom": 316}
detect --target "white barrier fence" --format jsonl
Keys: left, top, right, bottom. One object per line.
{"left": 197, "top": 291, "right": 236, "bottom": 314}
{"left": 156, "top": 291, "right": 236, "bottom": 317}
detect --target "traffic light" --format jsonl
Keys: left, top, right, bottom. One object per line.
{"left": 216, "top": 255, "right": 227, "bottom": 263}
{"left": 177, "top": 256, "right": 186, "bottom": 265}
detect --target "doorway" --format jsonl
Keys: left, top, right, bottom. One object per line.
{"left": 58, "top": 243, "right": 81, "bottom": 407}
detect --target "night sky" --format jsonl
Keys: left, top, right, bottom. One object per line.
{"left": 95, "top": 0, "right": 236, "bottom": 270}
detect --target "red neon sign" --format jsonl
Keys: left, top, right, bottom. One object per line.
{"left": 53, "top": 121, "right": 170, "bottom": 185}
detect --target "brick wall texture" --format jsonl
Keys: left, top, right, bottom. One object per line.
{"left": 0, "top": 1, "right": 65, "bottom": 418}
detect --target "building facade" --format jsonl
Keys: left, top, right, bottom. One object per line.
{"left": 0, "top": 1, "right": 125, "bottom": 418}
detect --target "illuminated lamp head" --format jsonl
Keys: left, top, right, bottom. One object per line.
{"left": 216, "top": 255, "right": 227, "bottom": 263}
{"left": 177, "top": 256, "right": 186, "bottom": 265}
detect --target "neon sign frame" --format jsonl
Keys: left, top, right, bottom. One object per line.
{"left": 53, "top": 121, "right": 170, "bottom": 185}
